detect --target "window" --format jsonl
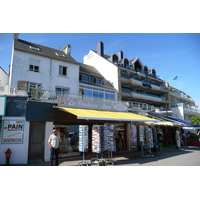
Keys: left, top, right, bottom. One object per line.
{"left": 29, "top": 46, "right": 40, "bottom": 51}
{"left": 82, "top": 75, "right": 90, "bottom": 82}
{"left": 59, "top": 66, "right": 67, "bottom": 76}
{"left": 55, "top": 53, "right": 66, "bottom": 57}
{"left": 94, "top": 78, "right": 102, "bottom": 85}
{"left": 28, "top": 83, "right": 42, "bottom": 97}
{"left": 56, "top": 87, "right": 69, "bottom": 96}
{"left": 79, "top": 85, "right": 116, "bottom": 100}
{"left": 29, "top": 59, "right": 40, "bottom": 72}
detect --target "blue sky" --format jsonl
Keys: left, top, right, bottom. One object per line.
{"left": 0, "top": 33, "right": 200, "bottom": 106}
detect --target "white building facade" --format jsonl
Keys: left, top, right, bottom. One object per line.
{"left": 84, "top": 41, "right": 200, "bottom": 122}
{"left": 0, "top": 35, "right": 120, "bottom": 164}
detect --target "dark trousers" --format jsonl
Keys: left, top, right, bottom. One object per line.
{"left": 50, "top": 147, "right": 59, "bottom": 166}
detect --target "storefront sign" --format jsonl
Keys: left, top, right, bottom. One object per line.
{"left": 1, "top": 120, "right": 24, "bottom": 144}
{"left": 0, "top": 96, "right": 6, "bottom": 116}
{"left": 58, "top": 97, "right": 128, "bottom": 112}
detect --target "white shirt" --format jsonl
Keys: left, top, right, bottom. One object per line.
{"left": 48, "top": 134, "right": 61, "bottom": 149}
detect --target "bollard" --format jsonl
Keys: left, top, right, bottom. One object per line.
{"left": 5, "top": 148, "right": 12, "bottom": 166}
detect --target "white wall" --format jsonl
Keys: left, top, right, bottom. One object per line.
{"left": 84, "top": 50, "right": 119, "bottom": 91}
{"left": 171, "top": 104, "right": 184, "bottom": 120}
{"left": 0, "top": 68, "right": 9, "bottom": 95}
{"left": 10, "top": 51, "right": 80, "bottom": 94}
{"left": 44, "top": 121, "right": 53, "bottom": 162}
{"left": 0, "top": 117, "right": 29, "bottom": 165}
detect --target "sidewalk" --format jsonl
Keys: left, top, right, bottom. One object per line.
{"left": 2, "top": 144, "right": 193, "bottom": 166}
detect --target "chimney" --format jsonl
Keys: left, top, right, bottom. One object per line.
{"left": 13, "top": 33, "right": 19, "bottom": 40}
{"left": 97, "top": 41, "right": 104, "bottom": 57}
{"left": 62, "top": 44, "right": 71, "bottom": 56}
{"left": 118, "top": 50, "right": 123, "bottom": 61}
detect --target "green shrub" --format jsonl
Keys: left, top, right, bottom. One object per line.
{"left": 188, "top": 133, "right": 199, "bottom": 140}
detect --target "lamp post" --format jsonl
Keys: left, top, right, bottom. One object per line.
{"left": 163, "top": 75, "right": 178, "bottom": 116}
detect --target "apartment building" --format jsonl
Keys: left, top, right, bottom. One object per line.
{"left": 83, "top": 41, "right": 200, "bottom": 122}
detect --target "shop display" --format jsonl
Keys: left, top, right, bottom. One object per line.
{"left": 92, "top": 125, "right": 101, "bottom": 153}
{"left": 144, "top": 127, "right": 153, "bottom": 148}
{"left": 79, "top": 125, "right": 88, "bottom": 152}
{"left": 103, "top": 124, "right": 115, "bottom": 151}
{"left": 139, "top": 125, "right": 144, "bottom": 144}
{"left": 130, "top": 125, "right": 137, "bottom": 150}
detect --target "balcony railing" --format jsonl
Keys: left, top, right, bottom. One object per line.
{"left": 170, "top": 90, "right": 194, "bottom": 101}
{"left": 27, "top": 89, "right": 123, "bottom": 104}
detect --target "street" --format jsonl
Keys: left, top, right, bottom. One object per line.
{"left": 114, "top": 146, "right": 200, "bottom": 166}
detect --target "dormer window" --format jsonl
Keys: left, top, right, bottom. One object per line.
{"left": 55, "top": 52, "right": 66, "bottom": 57}
{"left": 94, "top": 77, "right": 102, "bottom": 85}
{"left": 29, "top": 46, "right": 40, "bottom": 51}
{"left": 113, "top": 55, "right": 118, "bottom": 64}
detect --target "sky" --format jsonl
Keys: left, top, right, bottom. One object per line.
{"left": 0, "top": 33, "right": 200, "bottom": 107}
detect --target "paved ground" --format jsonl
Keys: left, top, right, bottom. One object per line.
{"left": 4, "top": 144, "right": 199, "bottom": 166}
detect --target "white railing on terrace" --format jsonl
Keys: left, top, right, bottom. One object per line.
{"left": 170, "top": 90, "right": 194, "bottom": 101}
{"left": 28, "top": 89, "right": 124, "bottom": 104}
{"left": 184, "top": 106, "right": 200, "bottom": 113}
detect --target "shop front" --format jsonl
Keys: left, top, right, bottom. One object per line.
{"left": 49, "top": 100, "right": 158, "bottom": 161}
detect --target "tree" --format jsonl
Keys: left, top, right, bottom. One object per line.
{"left": 190, "top": 115, "right": 200, "bottom": 125}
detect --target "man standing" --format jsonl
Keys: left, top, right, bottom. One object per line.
{"left": 48, "top": 128, "right": 61, "bottom": 166}
{"left": 175, "top": 129, "right": 181, "bottom": 149}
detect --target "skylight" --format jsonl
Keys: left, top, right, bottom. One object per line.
{"left": 55, "top": 52, "right": 66, "bottom": 57}
{"left": 29, "top": 46, "right": 40, "bottom": 51}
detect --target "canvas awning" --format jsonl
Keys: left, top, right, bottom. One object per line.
{"left": 55, "top": 106, "right": 158, "bottom": 122}
{"left": 145, "top": 121, "right": 182, "bottom": 127}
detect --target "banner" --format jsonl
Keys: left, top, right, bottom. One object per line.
{"left": 1, "top": 120, "right": 24, "bottom": 144}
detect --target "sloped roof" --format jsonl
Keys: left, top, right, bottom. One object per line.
{"left": 0, "top": 66, "right": 8, "bottom": 75}
{"left": 14, "top": 39, "right": 78, "bottom": 65}
{"left": 78, "top": 62, "right": 115, "bottom": 90}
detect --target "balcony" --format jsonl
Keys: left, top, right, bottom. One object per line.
{"left": 25, "top": 89, "right": 123, "bottom": 104}
{"left": 131, "top": 91, "right": 162, "bottom": 102}
{"left": 170, "top": 90, "right": 194, "bottom": 103}
{"left": 183, "top": 106, "right": 200, "bottom": 115}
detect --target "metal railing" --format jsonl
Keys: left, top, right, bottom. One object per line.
{"left": 28, "top": 89, "right": 124, "bottom": 104}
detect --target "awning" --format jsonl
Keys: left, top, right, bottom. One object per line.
{"left": 166, "top": 116, "right": 190, "bottom": 125}
{"left": 145, "top": 121, "right": 181, "bottom": 127}
{"left": 147, "top": 111, "right": 185, "bottom": 127}
{"left": 55, "top": 106, "right": 158, "bottom": 122}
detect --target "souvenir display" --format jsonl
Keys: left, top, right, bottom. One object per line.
{"left": 103, "top": 124, "right": 115, "bottom": 151}
{"left": 79, "top": 125, "right": 88, "bottom": 152}
{"left": 145, "top": 127, "right": 150, "bottom": 148}
{"left": 139, "top": 125, "right": 144, "bottom": 144}
{"left": 92, "top": 125, "right": 101, "bottom": 153}
{"left": 149, "top": 128, "right": 153, "bottom": 148}
{"left": 130, "top": 125, "right": 137, "bottom": 149}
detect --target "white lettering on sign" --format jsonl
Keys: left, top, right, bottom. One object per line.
{"left": 58, "top": 97, "right": 128, "bottom": 112}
